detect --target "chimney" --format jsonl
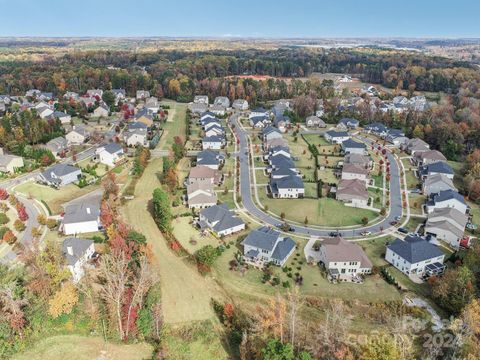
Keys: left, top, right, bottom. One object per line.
{"left": 67, "top": 246, "right": 73, "bottom": 256}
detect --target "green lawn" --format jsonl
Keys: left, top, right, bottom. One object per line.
{"left": 409, "top": 194, "right": 426, "bottom": 215}
{"left": 158, "top": 100, "right": 188, "bottom": 150}
{"left": 405, "top": 170, "right": 420, "bottom": 190}
{"left": 368, "top": 188, "right": 383, "bottom": 209}
{"left": 318, "top": 156, "right": 342, "bottom": 167}
{"left": 172, "top": 216, "right": 221, "bottom": 255}
{"left": 357, "top": 236, "right": 394, "bottom": 267}
{"left": 258, "top": 191, "right": 378, "bottom": 227}
{"left": 316, "top": 168, "right": 338, "bottom": 184}
{"left": 304, "top": 182, "right": 318, "bottom": 198}
{"left": 404, "top": 217, "right": 425, "bottom": 232}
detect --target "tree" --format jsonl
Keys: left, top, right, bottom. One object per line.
{"left": 195, "top": 245, "right": 219, "bottom": 267}
{"left": 359, "top": 334, "right": 401, "bottom": 360}
{"left": 13, "top": 220, "right": 25, "bottom": 232}
{"left": 0, "top": 282, "right": 28, "bottom": 336}
{"left": 37, "top": 214, "right": 47, "bottom": 225}
{"left": 3, "top": 230, "right": 16, "bottom": 245}
{"left": 152, "top": 188, "right": 172, "bottom": 234}
{"left": 361, "top": 217, "right": 369, "bottom": 226}
{"left": 262, "top": 339, "right": 294, "bottom": 360}
{"left": 102, "top": 90, "right": 116, "bottom": 108}
{"left": 102, "top": 172, "right": 119, "bottom": 199}
{"left": 48, "top": 282, "right": 79, "bottom": 318}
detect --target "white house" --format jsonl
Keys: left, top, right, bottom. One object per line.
{"left": 53, "top": 111, "right": 72, "bottom": 124}
{"left": 92, "top": 103, "right": 109, "bottom": 118}
{"left": 186, "top": 181, "right": 217, "bottom": 209}
{"left": 38, "top": 164, "right": 82, "bottom": 187}
{"left": 198, "top": 204, "right": 245, "bottom": 236}
{"left": 194, "top": 95, "right": 209, "bottom": 105}
{"left": 426, "top": 189, "right": 468, "bottom": 214}
{"left": 125, "top": 130, "right": 148, "bottom": 147}
{"left": 336, "top": 179, "right": 369, "bottom": 207}
{"left": 269, "top": 175, "right": 305, "bottom": 199}
{"left": 385, "top": 235, "right": 445, "bottom": 277}
{"left": 62, "top": 237, "right": 95, "bottom": 282}
{"left": 324, "top": 130, "right": 350, "bottom": 144}
{"left": 61, "top": 199, "right": 101, "bottom": 235}
{"left": 250, "top": 107, "right": 269, "bottom": 118}
{"left": 232, "top": 99, "right": 248, "bottom": 110}
{"left": 425, "top": 207, "right": 468, "bottom": 249}
{"left": 341, "top": 164, "right": 369, "bottom": 183}
{"left": 0, "top": 154, "right": 24, "bottom": 174}
{"left": 95, "top": 143, "right": 124, "bottom": 167}
{"left": 66, "top": 126, "right": 89, "bottom": 145}
{"left": 202, "top": 135, "right": 225, "bottom": 150}
{"left": 341, "top": 139, "right": 367, "bottom": 155}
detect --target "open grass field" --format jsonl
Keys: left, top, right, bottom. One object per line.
{"left": 14, "top": 181, "right": 100, "bottom": 215}
{"left": 121, "top": 157, "right": 223, "bottom": 324}
{"left": 172, "top": 216, "right": 221, "bottom": 255}
{"left": 316, "top": 168, "right": 338, "bottom": 184}
{"left": 318, "top": 155, "right": 342, "bottom": 167}
{"left": 258, "top": 191, "right": 378, "bottom": 227}
{"left": 158, "top": 100, "right": 188, "bottom": 150}
{"left": 12, "top": 335, "right": 153, "bottom": 360}
{"left": 405, "top": 170, "right": 420, "bottom": 190}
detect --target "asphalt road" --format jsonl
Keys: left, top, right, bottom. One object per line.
{"left": 230, "top": 113, "right": 403, "bottom": 238}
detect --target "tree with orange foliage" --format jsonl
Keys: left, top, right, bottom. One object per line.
{"left": 48, "top": 282, "right": 79, "bottom": 318}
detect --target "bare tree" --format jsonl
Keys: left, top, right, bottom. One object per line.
{"left": 0, "top": 282, "right": 29, "bottom": 337}
{"left": 287, "top": 286, "right": 303, "bottom": 348}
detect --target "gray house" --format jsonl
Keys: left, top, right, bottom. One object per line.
{"left": 198, "top": 204, "right": 245, "bottom": 236}
{"left": 242, "top": 226, "right": 296, "bottom": 267}
{"left": 44, "top": 136, "right": 68, "bottom": 157}
{"left": 38, "top": 164, "right": 82, "bottom": 188}
{"left": 423, "top": 173, "right": 456, "bottom": 196}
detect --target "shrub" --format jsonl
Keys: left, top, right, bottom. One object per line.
{"left": 13, "top": 220, "right": 25, "bottom": 232}
{"left": 0, "top": 213, "right": 9, "bottom": 225}
{"left": 3, "top": 230, "right": 16, "bottom": 245}
{"left": 46, "top": 219, "right": 58, "bottom": 229}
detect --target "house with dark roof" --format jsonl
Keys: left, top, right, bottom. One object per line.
{"left": 202, "top": 135, "right": 225, "bottom": 150}
{"left": 324, "top": 130, "right": 350, "bottom": 144}
{"left": 386, "top": 129, "right": 408, "bottom": 146}
{"left": 53, "top": 110, "right": 72, "bottom": 124}
{"left": 318, "top": 237, "right": 372, "bottom": 281}
{"left": 264, "top": 145, "right": 290, "bottom": 161}
{"left": 267, "top": 154, "right": 296, "bottom": 174}
{"left": 418, "top": 161, "right": 454, "bottom": 180}
{"left": 61, "top": 198, "right": 101, "bottom": 235}
{"left": 385, "top": 235, "right": 445, "bottom": 276}
{"left": 426, "top": 189, "right": 468, "bottom": 214}
{"left": 250, "top": 115, "right": 270, "bottom": 129}
{"left": 250, "top": 107, "right": 269, "bottom": 118}
{"left": 198, "top": 204, "right": 245, "bottom": 236}
{"left": 196, "top": 150, "right": 224, "bottom": 170}
{"left": 242, "top": 226, "right": 296, "bottom": 267}
{"left": 44, "top": 136, "right": 68, "bottom": 157}
{"left": 62, "top": 237, "right": 95, "bottom": 282}
{"left": 38, "top": 164, "right": 82, "bottom": 188}
{"left": 423, "top": 173, "right": 456, "bottom": 196}
{"left": 232, "top": 99, "right": 249, "bottom": 111}
{"left": 262, "top": 125, "right": 282, "bottom": 142}
{"left": 95, "top": 142, "right": 124, "bottom": 167}
{"left": 273, "top": 114, "right": 290, "bottom": 133}
{"left": 127, "top": 121, "right": 148, "bottom": 132}
{"left": 337, "top": 118, "right": 359, "bottom": 130}
{"left": 364, "top": 122, "right": 388, "bottom": 137}
{"left": 341, "top": 139, "right": 367, "bottom": 155}
{"left": 269, "top": 175, "right": 305, "bottom": 198}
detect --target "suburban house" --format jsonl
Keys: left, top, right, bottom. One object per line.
{"left": 264, "top": 137, "right": 289, "bottom": 150}
{"left": 202, "top": 118, "right": 222, "bottom": 130}
{"left": 194, "top": 95, "right": 209, "bottom": 104}
{"left": 0, "top": 153, "right": 24, "bottom": 174}
{"left": 306, "top": 115, "right": 326, "bottom": 128}
{"left": 210, "top": 104, "right": 226, "bottom": 116}
{"left": 425, "top": 207, "right": 468, "bottom": 249}
{"left": 250, "top": 115, "right": 270, "bottom": 129}
{"left": 66, "top": 126, "right": 89, "bottom": 145}
{"left": 200, "top": 111, "right": 216, "bottom": 122}
{"left": 324, "top": 130, "right": 350, "bottom": 144}
{"left": 188, "top": 165, "right": 223, "bottom": 185}
{"left": 38, "top": 164, "right": 82, "bottom": 187}
{"left": 242, "top": 226, "right": 296, "bottom": 267}
{"left": 269, "top": 175, "right": 305, "bottom": 199}
{"left": 385, "top": 235, "right": 445, "bottom": 277}
{"left": 196, "top": 150, "right": 224, "bottom": 170}
{"left": 62, "top": 198, "right": 101, "bottom": 235}
{"left": 341, "top": 139, "right": 367, "bottom": 155}
{"left": 423, "top": 173, "right": 457, "bottom": 196}
{"left": 79, "top": 96, "right": 96, "bottom": 108}
{"left": 426, "top": 189, "right": 468, "bottom": 214}
{"left": 44, "top": 136, "right": 68, "bottom": 157}
{"left": 92, "top": 103, "right": 109, "bottom": 118}
{"left": 273, "top": 115, "right": 290, "bottom": 133}
{"left": 125, "top": 130, "right": 148, "bottom": 147}
{"left": 364, "top": 122, "right": 388, "bottom": 137}
{"left": 214, "top": 96, "right": 230, "bottom": 108}
{"left": 53, "top": 110, "right": 72, "bottom": 124}
{"left": 202, "top": 135, "right": 225, "bottom": 150}
{"left": 344, "top": 153, "right": 373, "bottom": 169}
{"left": 418, "top": 161, "right": 454, "bottom": 180}
{"left": 37, "top": 106, "right": 54, "bottom": 119}
{"left": 232, "top": 99, "right": 248, "bottom": 111}
{"left": 204, "top": 124, "right": 225, "bottom": 137}
{"left": 403, "top": 138, "right": 430, "bottom": 155}
{"left": 318, "top": 237, "right": 372, "bottom": 282}
{"left": 341, "top": 163, "right": 369, "bottom": 183}
{"left": 414, "top": 150, "right": 447, "bottom": 166}
{"left": 264, "top": 145, "right": 291, "bottom": 161}
{"left": 267, "top": 154, "right": 296, "bottom": 173}
{"left": 337, "top": 118, "right": 359, "bottom": 130}
{"left": 386, "top": 132, "right": 409, "bottom": 146}
{"left": 189, "top": 102, "right": 208, "bottom": 115}
{"left": 186, "top": 181, "right": 217, "bottom": 209}
{"left": 336, "top": 179, "right": 369, "bottom": 207}
{"left": 262, "top": 126, "right": 283, "bottom": 142}
{"left": 95, "top": 143, "right": 125, "bottom": 167}
{"left": 62, "top": 238, "right": 95, "bottom": 282}
{"left": 111, "top": 89, "right": 126, "bottom": 104}
{"left": 198, "top": 204, "right": 245, "bottom": 236}
{"left": 145, "top": 97, "right": 160, "bottom": 113}
{"left": 250, "top": 107, "right": 269, "bottom": 118}
{"left": 270, "top": 167, "right": 300, "bottom": 179}
{"left": 135, "top": 108, "right": 154, "bottom": 127}
{"left": 136, "top": 90, "right": 150, "bottom": 100}
{"left": 127, "top": 121, "right": 148, "bottom": 132}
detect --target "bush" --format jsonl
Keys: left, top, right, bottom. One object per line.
{"left": 0, "top": 227, "right": 8, "bottom": 239}
{"left": 13, "top": 220, "right": 25, "bottom": 232}
{"left": 0, "top": 213, "right": 9, "bottom": 225}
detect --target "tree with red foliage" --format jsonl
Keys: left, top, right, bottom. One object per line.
{"left": 223, "top": 303, "right": 234, "bottom": 320}
{"left": 121, "top": 288, "right": 139, "bottom": 340}
{"left": 3, "top": 230, "right": 17, "bottom": 245}
{"left": 16, "top": 203, "right": 29, "bottom": 221}
{"left": 0, "top": 188, "right": 9, "bottom": 200}
{"left": 102, "top": 172, "right": 119, "bottom": 199}
{"left": 100, "top": 199, "right": 116, "bottom": 228}
{"left": 41, "top": 153, "right": 53, "bottom": 166}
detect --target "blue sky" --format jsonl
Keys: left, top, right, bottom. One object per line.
{"left": 0, "top": 0, "right": 479, "bottom": 38}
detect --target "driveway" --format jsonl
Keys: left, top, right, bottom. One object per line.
{"left": 230, "top": 113, "right": 404, "bottom": 238}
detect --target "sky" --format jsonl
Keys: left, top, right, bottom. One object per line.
{"left": 0, "top": 0, "right": 479, "bottom": 38}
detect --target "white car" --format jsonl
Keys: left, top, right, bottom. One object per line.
{"left": 360, "top": 231, "right": 371, "bottom": 236}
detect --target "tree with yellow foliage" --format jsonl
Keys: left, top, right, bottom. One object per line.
{"left": 48, "top": 282, "right": 79, "bottom": 318}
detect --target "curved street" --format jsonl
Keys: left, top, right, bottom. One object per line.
{"left": 230, "top": 113, "right": 405, "bottom": 238}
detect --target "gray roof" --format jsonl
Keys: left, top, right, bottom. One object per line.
{"left": 203, "top": 135, "right": 225, "bottom": 143}
{"left": 270, "top": 175, "right": 304, "bottom": 191}
{"left": 40, "top": 164, "right": 81, "bottom": 184}
{"left": 242, "top": 226, "right": 279, "bottom": 252}
{"left": 63, "top": 198, "right": 101, "bottom": 225}
{"left": 365, "top": 122, "right": 387, "bottom": 132}
{"left": 127, "top": 122, "right": 148, "bottom": 131}
{"left": 430, "top": 189, "right": 466, "bottom": 205}
{"left": 100, "top": 142, "right": 123, "bottom": 154}
{"left": 387, "top": 235, "right": 444, "bottom": 263}
{"left": 197, "top": 150, "right": 222, "bottom": 166}
{"left": 419, "top": 161, "right": 453, "bottom": 176}
{"left": 200, "top": 204, "right": 244, "bottom": 232}
{"left": 326, "top": 130, "right": 349, "bottom": 138}
{"left": 270, "top": 154, "right": 295, "bottom": 168}
{"left": 62, "top": 237, "right": 94, "bottom": 266}
{"left": 339, "top": 117, "right": 359, "bottom": 126}
{"left": 342, "top": 139, "right": 366, "bottom": 149}
{"left": 271, "top": 237, "right": 296, "bottom": 262}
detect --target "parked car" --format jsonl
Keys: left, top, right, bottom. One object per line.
{"left": 394, "top": 216, "right": 402, "bottom": 221}
{"left": 329, "top": 231, "right": 342, "bottom": 237}
{"left": 360, "top": 231, "right": 371, "bottom": 236}
{"left": 410, "top": 188, "right": 421, "bottom": 194}
{"left": 398, "top": 227, "right": 409, "bottom": 234}
{"left": 390, "top": 220, "right": 398, "bottom": 226}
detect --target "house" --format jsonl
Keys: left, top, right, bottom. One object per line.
{"left": 403, "top": 138, "right": 430, "bottom": 155}
{"left": 62, "top": 198, "right": 101, "bottom": 235}
{"left": 423, "top": 173, "right": 456, "bottom": 196}
{"left": 136, "top": 90, "right": 150, "bottom": 100}
{"left": 232, "top": 99, "right": 248, "bottom": 110}
{"left": 145, "top": 97, "right": 160, "bottom": 113}
{"left": 0, "top": 154, "right": 24, "bottom": 174}
{"left": 426, "top": 189, "right": 468, "bottom": 214}
{"left": 250, "top": 115, "right": 270, "bottom": 129}
{"left": 269, "top": 175, "right": 305, "bottom": 199}
{"left": 306, "top": 115, "right": 325, "bottom": 128}
{"left": 209, "top": 104, "right": 226, "bottom": 116}
{"left": 242, "top": 226, "right": 296, "bottom": 267}
{"left": 111, "top": 89, "right": 126, "bottom": 104}
{"left": 53, "top": 111, "right": 72, "bottom": 124}
{"left": 87, "top": 89, "right": 103, "bottom": 98}
{"left": 324, "top": 130, "right": 350, "bottom": 144}
{"left": 204, "top": 124, "right": 225, "bottom": 138}
{"left": 127, "top": 121, "right": 148, "bottom": 132}
{"left": 200, "top": 111, "right": 216, "bottom": 122}
{"left": 344, "top": 153, "right": 373, "bottom": 169}
{"left": 385, "top": 235, "right": 445, "bottom": 277}
{"left": 63, "top": 92, "right": 79, "bottom": 101}
{"left": 92, "top": 103, "right": 109, "bottom": 118}
{"left": 135, "top": 108, "right": 154, "bottom": 127}
{"left": 414, "top": 150, "right": 447, "bottom": 166}
{"left": 250, "top": 107, "right": 269, "bottom": 118}
{"left": 341, "top": 139, "right": 367, "bottom": 155}
{"left": 62, "top": 237, "right": 95, "bottom": 282}
{"left": 337, "top": 118, "right": 359, "bottom": 130}
{"left": 196, "top": 150, "right": 224, "bottom": 170}
{"left": 386, "top": 129, "right": 408, "bottom": 146}
{"left": 44, "top": 136, "right": 68, "bottom": 157}
{"left": 79, "top": 96, "right": 96, "bottom": 108}
{"left": 95, "top": 143, "right": 124, "bottom": 167}
{"left": 425, "top": 207, "right": 468, "bottom": 249}
{"left": 264, "top": 145, "right": 290, "bottom": 161}
{"left": 273, "top": 115, "right": 290, "bottom": 133}
{"left": 125, "top": 130, "right": 148, "bottom": 147}
{"left": 25, "top": 89, "right": 41, "bottom": 98}
{"left": 336, "top": 179, "right": 369, "bottom": 207}
{"left": 202, "top": 135, "right": 225, "bottom": 150}
{"left": 337, "top": 75, "right": 352, "bottom": 83}
{"left": 66, "top": 126, "right": 89, "bottom": 145}
{"left": 341, "top": 163, "right": 369, "bottom": 183}
{"left": 38, "top": 92, "right": 53, "bottom": 101}
{"left": 37, "top": 106, "right": 54, "bottom": 119}
{"left": 418, "top": 161, "right": 454, "bottom": 180}
{"left": 364, "top": 122, "right": 388, "bottom": 137}
{"left": 189, "top": 102, "right": 208, "bottom": 115}
{"left": 194, "top": 95, "right": 209, "bottom": 105}
{"left": 202, "top": 120, "right": 222, "bottom": 132}
{"left": 214, "top": 96, "right": 230, "bottom": 108}
{"left": 38, "top": 164, "right": 82, "bottom": 187}
{"left": 264, "top": 137, "right": 289, "bottom": 150}
{"left": 267, "top": 153, "right": 296, "bottom": 173}
{"left": 270, "top": 167, "right": 300, "bottom": 180}
{"left": 262, "top": 126, "right": 283, "bottom": 142}
{"left": 186, "top": 181, "right": 217, "bottom": 209}
{"left": 198, "top": 204, "right": 245, "bottom": 236}
{"left": 188, "top": 165, "right": 223, "bottom": 185}
{"left": 318, "top": 237, "right": 372, "bottom": 281}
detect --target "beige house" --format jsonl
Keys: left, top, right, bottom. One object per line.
{"left": 186, "top": 181, "right": 217, "bottom": 209}
{"left": 336, "top": 179, "right": 369, "bottom": 207}
{"left": 92, "top": 104, "right": 109, "bottom": 118}
{"left": 341, "top": 163, "right": 369, "bottom": 183}
{"left": 0, "top": 154, "right": 24, "bottom": 174}
{"left": 187, "top": 165, "right": 223, "bottom": 186}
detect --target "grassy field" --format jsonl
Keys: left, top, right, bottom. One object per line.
{"left": 316, "top": 168, "right": 337, "bottom": 184}
{"left": 172, "top": 216, "right": 221, "bottom": 255}
{"left": 158, "top": 100, "right": 188, "bottom": 150}
{"left": 409, "top": 194, "right": 426, "bottom": 215}
{"left": 318, "top": 155, "right": 342, "bottom": 167}
{"left": 12, "top": 335, "right": 153, "bottom": 360}
{"left": 405, "top": 170, "right": 420, "bottom": 190}
{"left": 14, "top": 181, "right": 100, "bottom": 215}
{"left": 258, "top": 191, "right": 378, "bottom": 227}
